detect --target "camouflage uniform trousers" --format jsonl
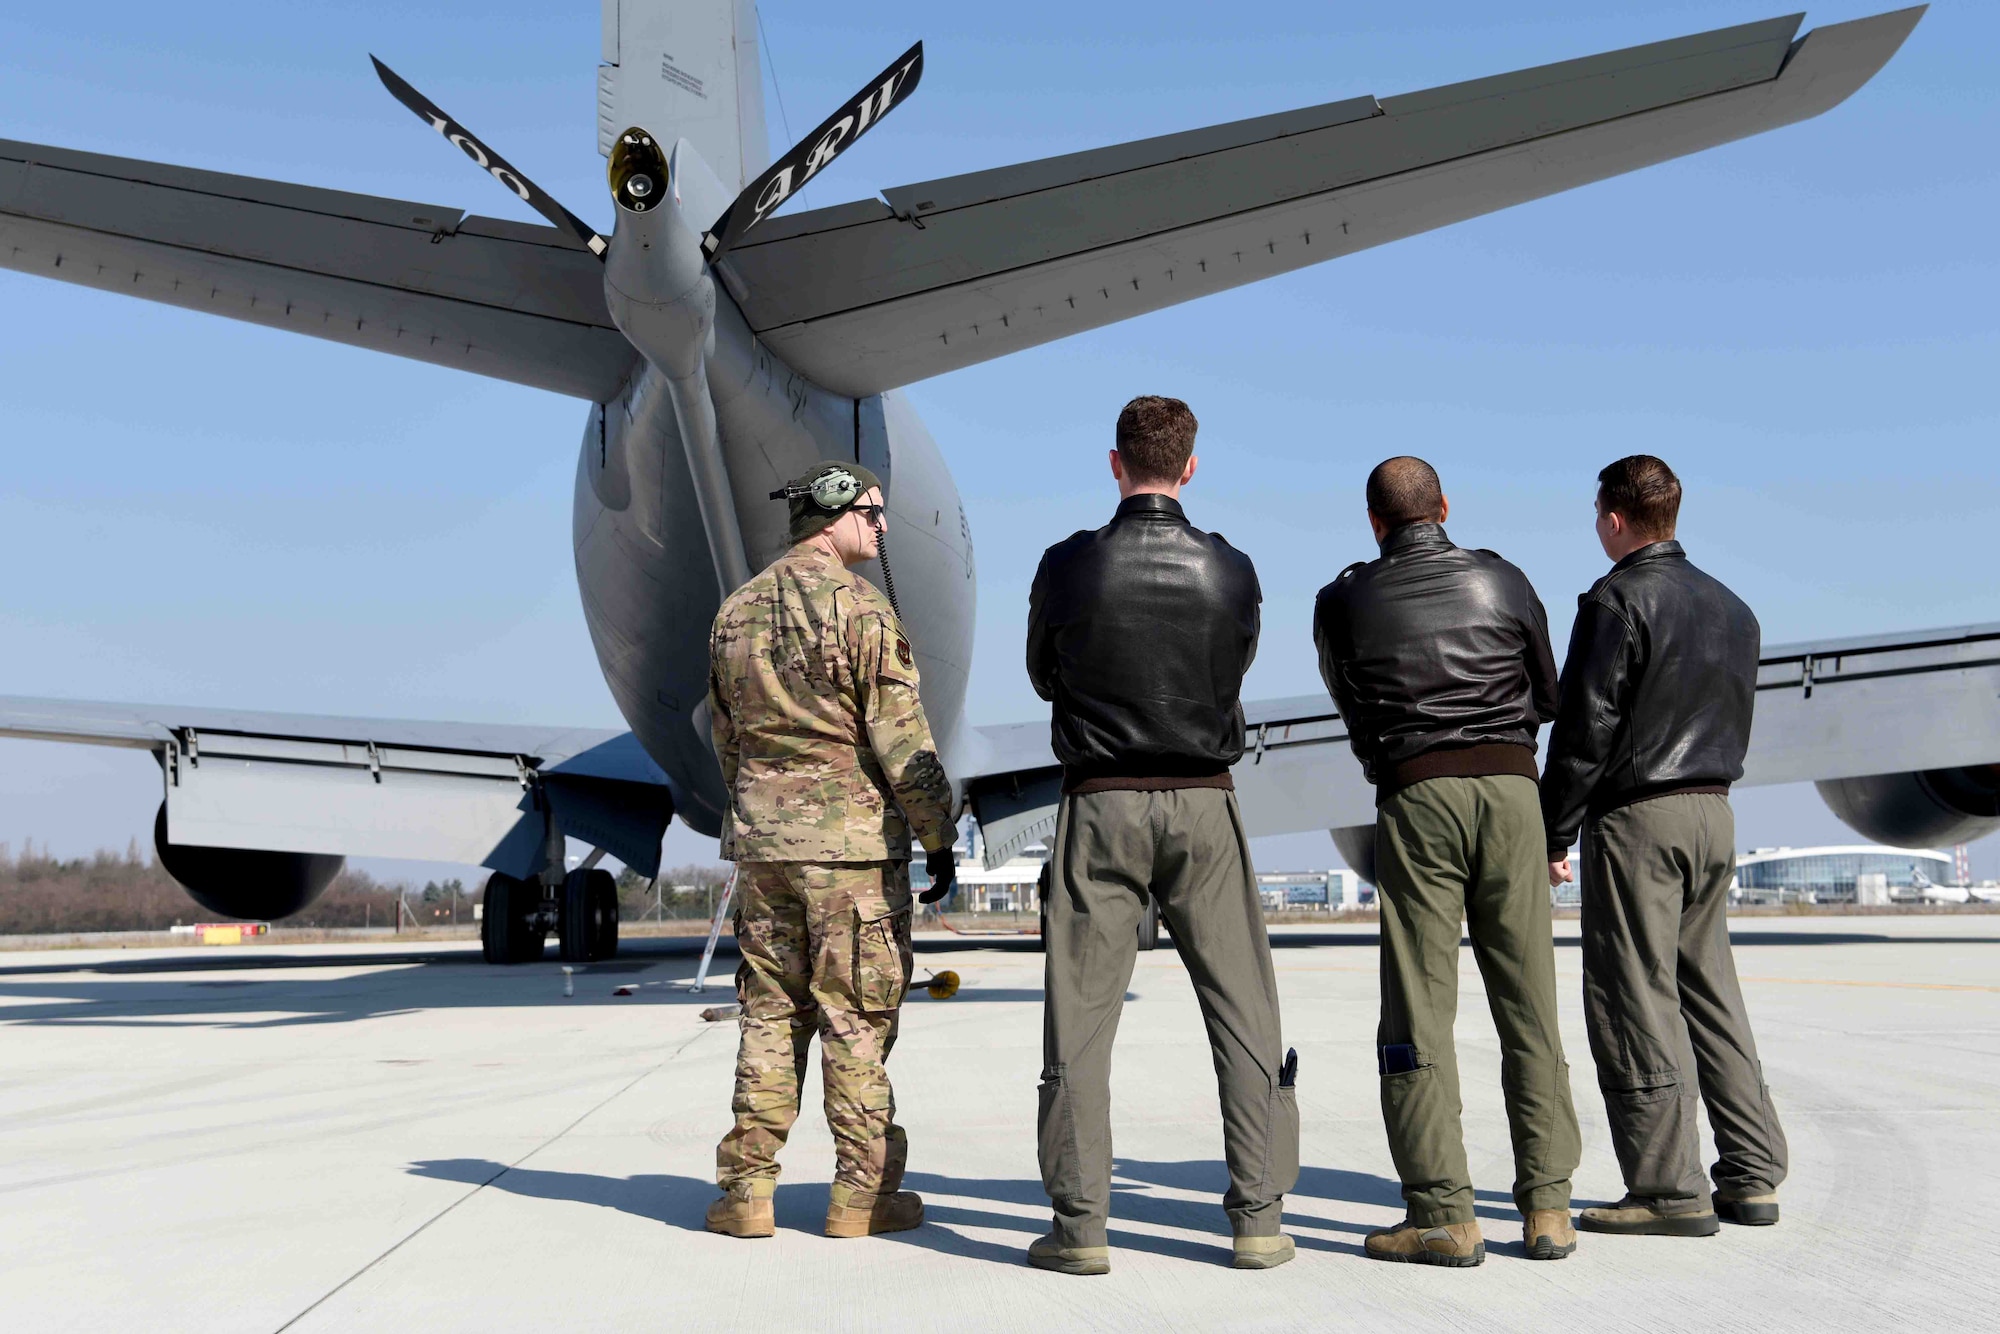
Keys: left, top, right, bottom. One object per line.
{"left": 717, "top": 859, "right": 915, "bottom": 1193}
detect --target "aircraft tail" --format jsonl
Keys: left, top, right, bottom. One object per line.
{"left": 598, "top": 0, "right": 769, "bottom": 191}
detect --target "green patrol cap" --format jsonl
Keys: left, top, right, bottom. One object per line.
{"left": 771, "top": 461, "right": 882, "bottom": 543}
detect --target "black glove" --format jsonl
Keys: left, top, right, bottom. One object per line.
{"left": 920, "top": 846, "right": 957, "bottom": 904}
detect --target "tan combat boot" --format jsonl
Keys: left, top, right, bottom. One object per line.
{"left": 1364, "top": 1218, "right": 1485, "bottom": 1267}
{"left": 824, "top": 1182, "right": 925, "bottom": 1238}
{"left": 1027, "top": 1232, "right": 1111, "bottom": 1276}
{"left": 704, "top": 1178, "right": 775, "bottom": 1239}
{"left": 1714, "top": 1191, "right": 1780, "bottom": 1226}
{"left": 1523, "top": 1208, "right": 1577, "bottom": 1260}
{"left": 1578, "top": 1196, "right": 1719, "bottom": 1237}
{"left": 1232, "top": 1233, "right": 1296, "bottom": 1270}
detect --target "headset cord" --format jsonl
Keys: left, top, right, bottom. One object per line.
{"left": 875, "top": 523, "right": 905, "bottom": 623}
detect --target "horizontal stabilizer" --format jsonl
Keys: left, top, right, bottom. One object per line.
{"left": 720, "top": 8, "right": 1922, "bottom": 397}
{"left": 0, "top": 138, "right": 637, "bottom": 399}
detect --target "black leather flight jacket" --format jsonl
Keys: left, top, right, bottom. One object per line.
{"left": 1540, "top": 540, "right": 1760, "bottom": 858}
{"left": 1027, "top": 494, "right": 1262, "bottom": 788}
{"left": 1312, "top": 523, "right": 1559, "bottom": 796}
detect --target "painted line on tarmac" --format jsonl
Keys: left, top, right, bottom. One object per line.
{"left": 1740, "top": 975, "right": 2000, "bottom": 994}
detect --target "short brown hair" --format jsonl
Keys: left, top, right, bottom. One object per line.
{"left": 1115, "top": 396, "right": 1198, "bottom": 485}
{"left": 1365, "top": 456, "right": 1444, "bottom": 528}
{"left": 1597, "top": 455, "right": 1681, "bottom": 540}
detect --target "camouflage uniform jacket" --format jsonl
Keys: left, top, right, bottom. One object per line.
{"left": 708, "top": 542, "right": 955, "bottom": 862}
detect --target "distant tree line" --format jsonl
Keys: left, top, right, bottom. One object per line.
{"left": 615, "top": 863, "right": 733, "bottom": 922}
{"left": 0, "top": 839, "right": 734, "bottom": 935}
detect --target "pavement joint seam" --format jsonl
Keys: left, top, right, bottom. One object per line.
{"left": 271, "top": 1023, "right": 719, "bottom": 1333}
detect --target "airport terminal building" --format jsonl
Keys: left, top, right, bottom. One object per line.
{"left": 1733, "top": 845, "right": 1954, "bottom": 905}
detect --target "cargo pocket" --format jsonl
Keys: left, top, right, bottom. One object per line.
{"left": 853, "top": 902, "right": 912, "bottom": 1012}
{"left": 1038, "top": 1065, "right": 1083, "bottom": 1201}
{"left": 1269, "top": 1085, "right": 1301, "bottom": 1198}
{"left": 1379, "top": 1062, "right": 1444, "bottom": 1183}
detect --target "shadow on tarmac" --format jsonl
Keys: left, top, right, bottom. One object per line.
{"left": 906, "top": 929, "right": 2000, "bottom": 955}
{"left": 4, "top": 915, "right": 1986, "bottom": 1029}
{"left": 0, "top": 955, "right": 745, "bottom": 1028}
{"left": 406, "top": 1158, "right": 1244, "bottom": 1266}
{"left": 0, "top": 935, "right": 723, "bottom": 978}
{"left": 1112, "top": 1158, "right": 1621, "bottom": 1259}
{"left": 405, "top": 1153, "right": 1591, "bottom": 1265}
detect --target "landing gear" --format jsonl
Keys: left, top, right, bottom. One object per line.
{"left": 559, "top": 867, "right": 620, "bottom": 963}
{"left": 1137, "top": 896, "right": 1161, "bottom": 952}
{"left": 480, "top": 864, "right": 621, "bottom": 966}
{"left": 1035, "top": 884, "right": 1161, "bottom": 952}
{"left": 480, "top": 872, "right": 547, "bottom": 964}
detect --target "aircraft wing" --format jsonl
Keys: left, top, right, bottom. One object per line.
{"left": 962, "top": 617, "right": 2000, "bottom": 869}
{"left": 0, "top": 139, "right": 637, "bottom": 401}
{"left": 0, "top": 696, "right": 676, "bottom": 877}
{"left": 721, "top": 8, "right": 1923, "bottom": 398}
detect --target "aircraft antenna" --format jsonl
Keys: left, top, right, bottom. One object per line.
{"left": 756, "top": 6, "right": 802, "bottom": 205}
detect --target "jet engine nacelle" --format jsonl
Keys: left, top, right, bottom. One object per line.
{"left": 1331, "top": 824, "right": 1378, "bottom": 888}
{"left": 152, "top": 805, "right": 345, "bottom": 920}
{"left": 1816, "top": 766, "right": 2000, "bottom": 848}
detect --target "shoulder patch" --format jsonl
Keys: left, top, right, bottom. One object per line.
{"left": 895, "top": 636, "right": 915, "bottom": 670}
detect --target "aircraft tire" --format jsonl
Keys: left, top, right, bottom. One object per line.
{"left": 481, "top": 873, "right": 542, "bottom": 964}
{"left": 560, "top": 867, "right": 620, "bottom": 962}
{"left": 1136, "top": 897, "right": 1161, "bottom": 952}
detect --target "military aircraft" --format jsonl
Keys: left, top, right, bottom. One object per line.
{"left": 5, "top": 2, "right": 1993, "bottom": 964}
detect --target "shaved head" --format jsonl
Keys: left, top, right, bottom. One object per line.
{"left": 1365, "top": 456, "right": 1444, "bottom": 529}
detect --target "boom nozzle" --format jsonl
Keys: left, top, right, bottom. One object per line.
{"left": 609, "top": 128, "right": 670, "bottom": 214}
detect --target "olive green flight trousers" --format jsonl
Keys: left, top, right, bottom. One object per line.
{"left": 1581, "top": 793, "right": 1787, "bottom": 1209}
{"left": 1038, "top": 787, "right": 1300, "bottom": 1248}
{"left": 1374, "top": 774, "right": 1580, "bottom": 1226}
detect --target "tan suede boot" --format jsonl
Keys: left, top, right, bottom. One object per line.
{"left": 1364, "top": 1218, "right": 1485, "bottom": 1267}
{"left": 704, "top": 1178, "right": 775, "bottom": 1239}
{"left": 1578, "top": 1197, "right": 1719, "bottom": 1236}
{"left": 824, "top": 1182, "right": 925, "bottom": 1238}
{"left": 1027, "top": 1232, "right": 1111, "bottom": 1276}
{"left": 1232, "top": 1234, "right": 1296, "bottom": 1270}
{"left": 1524, "top": 1208, "right": 1577, "bottom": 1260}
{"left": 1714, "top": 1191, "right": 1780, "bottom": 1226}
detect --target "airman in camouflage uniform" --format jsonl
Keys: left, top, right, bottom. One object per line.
{"left": 703, "top": 461, "right": 957, "bottom": 1241}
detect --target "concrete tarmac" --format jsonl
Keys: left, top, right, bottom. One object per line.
{"left": 1, "top": 916, "right": 1994, "bottom": 1332}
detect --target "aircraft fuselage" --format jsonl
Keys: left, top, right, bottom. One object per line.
{"left": 571, "top": 283, "right": 979, "bottom": 838}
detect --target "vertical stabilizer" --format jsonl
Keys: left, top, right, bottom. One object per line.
{"left": 599, "top": 0, "right": 768, "bottom": 192}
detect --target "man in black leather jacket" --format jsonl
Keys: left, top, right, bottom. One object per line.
{"left": 1314, "top": 457, "right": 1580, "bottom": 1267}
{"left": 1543, "top": 455, "right": 1788, "bottom": 1238}
{"left": 1024, "top": 395, "right": 1298, "bottom": 1276}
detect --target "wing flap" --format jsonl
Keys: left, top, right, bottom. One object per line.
{"left": 1748, "top": 623, "right": 2000, "bottom": 786}
{"left": 0, "top": 138, "right": 637, "bottom": 400}
{"left": 0, "top": 696, "right": 675, "bottom": 874}
{"left": 722, "top": 9, "right": 1918, "bottom": 396}
{"left": 961, "top": 613, "right": 2000, "bottom": 855}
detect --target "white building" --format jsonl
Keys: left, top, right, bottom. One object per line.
{"left": 1256, "top": 869, "right": 1367, "bottom": 912}
{"left": 1549, "top": 842, "right": 1964, "bottom": 907}
{"left": 1733, "top": 845, "right": 1957, "bottom": 905}
{"left": 913, "top": 819, "right": 1048, "bottom": 913}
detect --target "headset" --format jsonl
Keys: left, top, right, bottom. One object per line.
{"left": 769, "top": 469, "right": 904, "bottom": 620}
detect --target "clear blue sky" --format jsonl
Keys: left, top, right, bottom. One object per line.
{"left": 3, "top": 2, "right": 1996, "bottom": 881}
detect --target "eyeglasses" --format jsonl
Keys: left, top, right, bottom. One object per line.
{"left": 852, "top": 504, "right": 887, "bottom": 526}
